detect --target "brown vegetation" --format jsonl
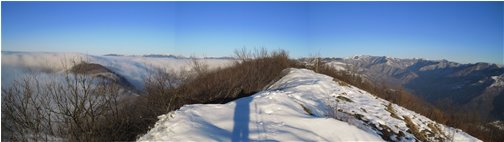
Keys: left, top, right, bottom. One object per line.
{"left": 118, "top": 49, "right": 300, "bottom": 140}
{"left": 300, "top": 104, "right": 315, "bottom": 116}
{"left": 386, "top": 103, "right": 402, "bottom": 120}
{"left": 310, "top": 61, "right": 504, "bottom": 142}
{"left": 3, "top": 49, "right": 503, "bottom": 141}
{"left": 403, "top": 116, "right": 429, "bottom": 142}
{"left": 70, "top": 62, "right": 111, "bottom": 74}
{"left": 336, "top": 96, "right": 353, "bottom": 103}
{"left": 2, "top": 49, "right": 300, "bottom": 141}
{"left": 1, "top": 72, "right": 128, "bottom": 141}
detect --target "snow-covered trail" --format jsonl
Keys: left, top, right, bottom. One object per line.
{"left": 138, "top": 91, "right": 381, "bottom": 141}
{"left": 138, "top": 69, "right": 382, "bottom": 141}
{"left": 139, "top": 92, "right": 381, "bottom": 141}
{"left": 138, "top": 68, "right": 480, "bottom": 141}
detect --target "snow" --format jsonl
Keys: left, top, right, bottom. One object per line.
{"left": 138, "top": 68, "right": 480, "bottom": 141}
{"left": 490, "top": 121, "right": 504, "bottom": 130}
{"left": 490, "top": 75, "right": 504, "bottom": 88}
{"left": 325, "top": 61, "right": 347, "bottom": 71}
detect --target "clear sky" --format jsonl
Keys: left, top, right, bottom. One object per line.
{"left": 2, "top": 2, "right": 503, "bottom": 64}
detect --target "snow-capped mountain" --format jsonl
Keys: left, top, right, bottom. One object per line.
{"left": 318, "top": 55, "right": 504, "bottom": 120}
{"left": 490, "top": 74, "right": 504, "bottom": 88}
{"left": 138, "top": 68, "right": 479, "bottom": 141}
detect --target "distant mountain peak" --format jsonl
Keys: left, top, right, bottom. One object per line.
{"left": 490, "top": 74, "right": 504, "bottom": 88}
{"left": 103, "top": 53, "right": 187, "bottom": 59}
{"left": 321, "top": 55, "right": 504, "bottom": 120}
{"left": 349, "top": 55, "right": 375, "bottom": 60}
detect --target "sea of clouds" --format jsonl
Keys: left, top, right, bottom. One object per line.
{"left": 2, "top": 51, "right": 235, "bottom": 90}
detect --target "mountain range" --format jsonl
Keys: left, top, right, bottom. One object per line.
{"left": 1, "top": 52, "right": 492, "bottom": 141}
{"left": 318, "top": 55, "right": 504, "bottom": 120}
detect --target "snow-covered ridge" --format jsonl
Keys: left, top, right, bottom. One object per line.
{"left": 490, "top": 74, "right": 504, "bottom": 88}
{"left": 138, "top": 68, "right": 479, "bottom": 141}
{"left": 325, "top": 61, "right": 348, "bottom": 71}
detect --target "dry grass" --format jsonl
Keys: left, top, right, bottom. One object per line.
{"left": 403, "top": 116, "right": 429, "bottom": 142}
{"left": 427, "top": 123, "right": 448, "bottom": 141}
{"left": 336, "top": 96, "right": 353, "bottom": 103}
{"left": 300, "top": 104, "right": 314, "bottom": 116}
{"left": 311, "top": 62, "right": 504, "bottom": 142}
{"left": 385, "top": 103, "right": 402, "bottom": 120}
{"left": 126, "top": 49, "right": 301, "bottom": 140}
{"left": 4, "top": 49, "right": 503, "bottom": 141}
{"left": 1, "top": 49, "right": 300, "bottom": 141}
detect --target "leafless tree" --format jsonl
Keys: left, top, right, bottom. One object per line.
{"left": 189, "top": 56, "right": 209, "bottom": 76}
{"left": 2, "top": 61, "right": 124, "bottom": 141}
{"left": 234, "top": 47, "right": 251, "bottom": 61}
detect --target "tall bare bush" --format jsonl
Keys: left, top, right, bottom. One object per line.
{"left": 2, "top": 64, "right": 126, "bottom": 141}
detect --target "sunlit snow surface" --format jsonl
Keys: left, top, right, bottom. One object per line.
{"left": 138, "top": 68, "right": 480, "bottom": 141}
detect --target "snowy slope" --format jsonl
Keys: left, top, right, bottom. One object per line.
{"left": 326, "top": 61, "right": 348, "bottom": 71}
{"left": 138, "top": 68, "right": 480, "bottom": 141}
{"left": 490, "top": 74, "right": 504, "bottom": 88}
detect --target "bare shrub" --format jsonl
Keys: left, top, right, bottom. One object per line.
{"left": 403, "top": 116, "right": 429, "bottom": 142}
{"left": 2, "top": 75, "right": 54, "bottom": 141}
{"left": 182, "top": 49, "right": 295, "bottom": 104}
{"left": 189, "top": 56, "right": 209, "bottom": 77}
{"left": 0, "top": 57, "right": 148, "bottom": 141}
{"left": 7, "top": 49, "right": 501, "bottom": 141}
{"left": 385, "top": 103, "right": 402, "bottom": 120}
{"left": 313, "top": 62, "right": 504, "bottom": 142}
{"left": 305, "top": 53, "right": 321, "bottom": 73}
{"left": 107, "top": 49, "right": 301, "bottom": 141}
{"left": 140, "top": 68, "right": 183, "bottom": 121}
{"left": 1, "top": 71, "right": 125, "bottom": 141}
{"left": 233, "top": 47, "right": 251, "bottom": 61}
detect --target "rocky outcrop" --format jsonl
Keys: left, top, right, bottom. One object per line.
{"left": 69, "top": 62, "right": 135, "bottom": 90}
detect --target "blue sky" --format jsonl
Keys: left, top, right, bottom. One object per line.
{"left": 2, "top": 2, "right": 503, "bottom": 64}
